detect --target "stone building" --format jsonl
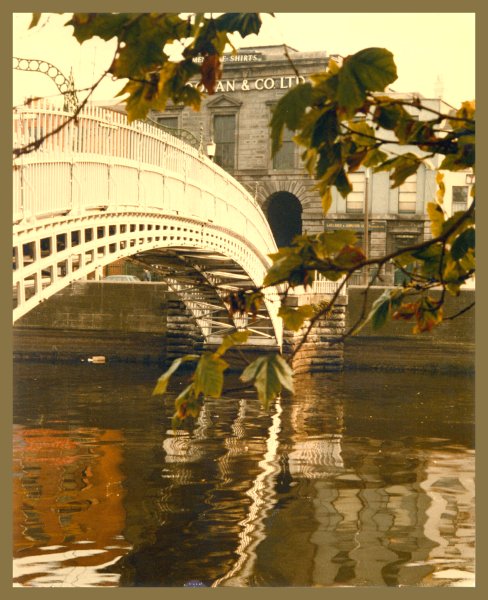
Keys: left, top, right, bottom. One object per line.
{"left": 151, "top": 45, "right": 474, "bottom": 286}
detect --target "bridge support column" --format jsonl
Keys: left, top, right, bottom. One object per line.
{"left": 166, "top": 297, "right": 204, "bottom": 361}
{"left": 283, "top": 292, "right": 348, "bottom": 375}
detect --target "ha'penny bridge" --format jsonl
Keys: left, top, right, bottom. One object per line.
{"left": 12, "top": 101, "right": 347, "bottom": 370}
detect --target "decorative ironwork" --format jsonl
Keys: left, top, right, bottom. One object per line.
{"left": 13, "top": 57, "right": 78, "bottom": 112}
{"left": 146, "top": 115, "right": 199, "bottom": 149}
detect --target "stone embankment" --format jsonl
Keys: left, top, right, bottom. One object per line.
{"left": 13, "top": 281, "right": 474, "bottom": 373}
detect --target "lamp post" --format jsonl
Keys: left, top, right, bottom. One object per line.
{"left": 207, "top": 139, "right": 216, "bottom": 161}
{"left": 363, "top": 168, "right": 370, "bottom": 286}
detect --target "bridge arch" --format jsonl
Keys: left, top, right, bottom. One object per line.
{"left": 12, "top": 101, "right": 283, "bottom": 348}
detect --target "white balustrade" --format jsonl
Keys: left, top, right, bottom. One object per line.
{"left": 13, "top": 100, "right": 276, "bottom": 257}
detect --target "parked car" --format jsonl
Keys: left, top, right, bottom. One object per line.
{"left": 102, "top": 275, "right": 140, "bottom": 282}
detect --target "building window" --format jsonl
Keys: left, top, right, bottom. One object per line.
{"left": 214, "top": 114, "right": 236, "bottom": 170}
{"left": 452, "top": 185, "right": 469, "bottom": 212}
{"left": 398, "top": 174, "right": 417, "bottom": 213}
{"left": 273, "top": 126, "right": 295, "bottom": 170}
{"left": 346, "top": 172, "right": 366, "bottom": 213}
{"left": 156, "top": 116, "right": 178, "bottom": 131}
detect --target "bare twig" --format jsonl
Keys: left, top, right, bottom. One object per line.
{"left": 444, "top": 301, "right": 475, "bottom": 321}
{"left": 282, "top": 44, "right": 300, "bottom": 78}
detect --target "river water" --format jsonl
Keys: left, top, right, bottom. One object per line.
{"left": 12, "top": 362, "right": 475, "bottom": 588}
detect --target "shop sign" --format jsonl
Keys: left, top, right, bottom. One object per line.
{"left": 189, "top": 75, "right": 306, "bottom": 93}
{"left": 193, "top": 53, "right": 264, "bottom": 63}
{"left": 325, "top": 221, "right": 386, "bottom": 232}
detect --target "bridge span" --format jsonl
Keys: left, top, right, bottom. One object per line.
{"left": 13, "top": 101, "right": 285, "bottom": 347}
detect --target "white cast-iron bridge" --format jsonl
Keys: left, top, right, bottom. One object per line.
{"left": 13, "top": 101, "right": 341, "bottom": 349}
{"left": 12, "top": 101, "right": 288, "bottom": 347}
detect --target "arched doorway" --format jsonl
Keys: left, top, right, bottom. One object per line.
{"left": 266, "top": 192, "right": 302, "bottom": 247}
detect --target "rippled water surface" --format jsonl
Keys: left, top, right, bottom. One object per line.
{"left": 13, "top": 362, "right": 475, "bottom": 587}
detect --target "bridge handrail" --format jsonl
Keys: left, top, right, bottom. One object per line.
{"left": 13, "top": 100, "right": 278, "bottom": 258}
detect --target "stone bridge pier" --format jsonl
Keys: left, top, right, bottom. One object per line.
{"left": 283, "top": 290, "right": 348, "bottom": 374}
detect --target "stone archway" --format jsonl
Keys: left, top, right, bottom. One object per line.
{"left": 265, "top": 192, "right": 302, "bottom": 247}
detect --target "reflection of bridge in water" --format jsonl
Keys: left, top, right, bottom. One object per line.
{"left": 139, "top": 379, "right": 475, "bottom": 587}
{"left": 12, "top": 101, "right": 287, "bottom": 347}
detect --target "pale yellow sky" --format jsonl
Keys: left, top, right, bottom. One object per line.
{"left": 13, "top": 12, "right": 475, "bottom": 109}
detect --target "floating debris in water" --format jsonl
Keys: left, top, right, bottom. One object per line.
{"left": 87, "top": 356, "right": 106, "bottom": 364}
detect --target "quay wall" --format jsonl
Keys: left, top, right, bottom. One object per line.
{"left": 13, "top": 281, "right": 203, "bottom": 365}
{"left": 344, "top": 287, "right": 475, "bottom": 372}
{"left": 13, "top": 282, "right": 475, "bottom": 373}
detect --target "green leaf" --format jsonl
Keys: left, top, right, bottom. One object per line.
{"left": 334, "top": 168, "right": 353, "bottom": 198}
{"left": 436, "top": 172, "right": 445, "bottom": 204}
{"left": 321, "top": 187, "right": 333, "bottom": 215}
{"left": 373, "top": 100, "right": 411, "bottom": 131}
{"left": 363, "top": 147, "right": 388, "bottom": 168}
{"left": 152, "top": 354, "right": 199, "bottom": 396}
{"left": 391, "top": 155, "right": 422, "bottom": 188}
{"left": 345, "top": 149, "right": 368, "bottom": 172}
{"left": 271, "top": 83, "right": 313, "bottom": 155}
{"left": 311, "top": 108, "right": 340, "bottom": 147}
{"left": 241, "top": 354, "right": 294, "bottom": 409}
{"left": 337, "top": 48, "right": 397, "bottom": 116}
{"left": 264, "top": 249, "right": 305, "bottom": 287}
{"left": 357, "top": 289, "right": 392, "bottom": 332}
{"left": 315, "top": 144, "right": 342, "bottom": 181}
{"left": 193, "top": 353, "right": 228, "bottom": 398}
{"left": 315, "top": 230, "right": 358, "bottom": 258}
{"left": 174, "top": 383, "right": 195, "bottom": 406}
{"left": 371, "top": 294, "right": 390, "bottom": 330}
{"left": 172, "top": 384, "right": 200, "bottom": 426}
{"left": 68, "top": 13, "right": 135, "bottom": 43}
{"left": 215, "top": 330, "right": 251, "bottom": 357}
{"left": 451, "top": 228, "right": 475, "bottom": 260}
{"left": 278, "top": 305, "right": 315, "bottom": 331}
{"left": 333, "top": 244, "right": 366, "bottom": 268}
{"left": 214, "top": 13, "right": 263, "bottom": 37}
{"left": 347, "top": 119, "right": 377, "bottom": 147}
{"left": 374, "top": 154, "right": 421, "bottom": 188}
{"left": 427, "top": 202, "right": 445, "bottom": 237}
{"left": 118, "top": 78, "right": 159, "bottom": 123}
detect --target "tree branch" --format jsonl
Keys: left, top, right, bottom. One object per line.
{"left": 444, "top": 301, "right": 475, "bottom": 321}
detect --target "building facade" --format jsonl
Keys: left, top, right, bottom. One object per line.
{"left": 150, "top": 45, "right": 473, "bottom": 285}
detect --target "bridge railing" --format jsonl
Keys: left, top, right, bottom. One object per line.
{"left": 13, "top": 100, "right": 277, "bottom": 260}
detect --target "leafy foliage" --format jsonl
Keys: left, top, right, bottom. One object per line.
{"left": 24, "top": 13, "right": 475, "bottom": 424}
{"left": 241, "top": 354, "right": 294, "bottom": 409}
{"left": 267, "top": 43, "right": 474, "bottom": 340}
{"left": 153, "top": 331, "right": 250, "bottom": 427}
{"left": 58, "top": 13, "right": 266, "bottom": 122}
{"left": 278, "top": 305, "right": 316, "bottom": 332}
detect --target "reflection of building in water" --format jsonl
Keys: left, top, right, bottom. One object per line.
{"left": 287, "top": 391, "right": 345, "bottom": 479}
{"left": 12, "top": 426, "right": 129, "bottom": 586}
{"left": 240, "top": 375, "right": 475, "bottom": 587}
{"left": 287, "top": 435, "right": 344, "bottom": 480}
{"left": 249, "top": 435, "right": 445, "bottom": 586}
{"left": 416, "top": 449, "right": 476, "bottom": 586}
